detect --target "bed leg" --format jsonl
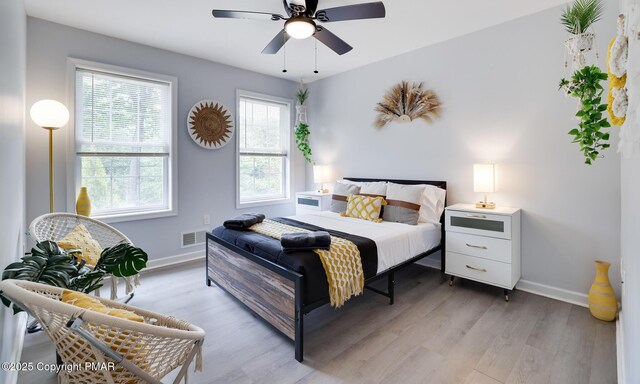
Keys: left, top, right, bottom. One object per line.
{"left": 295, "top": 307, "right": 304, "bottom": 362}
{"left": 206, "top": 278, "right": 211, "bottom": 287}
{"left": 388, "top": 272, "right": 395, "bottom": 305}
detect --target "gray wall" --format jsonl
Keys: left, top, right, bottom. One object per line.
{"left": 621, "top": 143, "right": 639, "bottom": 383}
{"left": 306, "top": 5, "right": 620, "bottom": 299}
{"left": 0, "top": 0, "right": 27, "bottom": 382}
{"left": 26, "top": 18, "right": 303, "bottom": 261}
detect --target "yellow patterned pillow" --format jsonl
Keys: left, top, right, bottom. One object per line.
{"left": 340, "top": 194, "right": 387, "bottom": 223}
{"left": 62, "top": 290, "right": 148, "bottom": 374}
{"left": 62, "top": 290, "right": 145, "bottom": 322}
{"left": 57, "top": 224, "right": 103, "bottom": 267}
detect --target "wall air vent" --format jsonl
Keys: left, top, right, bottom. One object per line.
{"left": 181, "top": 229, "right": 207, "bottom": 248}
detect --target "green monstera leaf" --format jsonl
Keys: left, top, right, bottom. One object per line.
{"left": 1, "top": 241, "right": 81, "bottom": 313}
{"left": 69, "top": 269, "right": 106, "bottom": 294}
{"left": 95, "top": 243, "right": 148, "bottom": 277}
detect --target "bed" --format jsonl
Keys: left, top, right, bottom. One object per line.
{"left": 206, "top": 177, "right": 447, "bottom": 362}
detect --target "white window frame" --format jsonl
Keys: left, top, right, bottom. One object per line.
{"left": 236, "top": 89, "right": 293, "bottom": 209}
{"left": 66, "top": 58, "right": 178, "bottom": 223}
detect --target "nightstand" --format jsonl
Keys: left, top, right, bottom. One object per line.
{"left": 445, "top": 203, "right": 521, "bottom": 301}
{"left": 295, "top": 191, "right": 332, "bottom": 215}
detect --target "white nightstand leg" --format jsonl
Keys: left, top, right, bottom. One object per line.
{"left": 449, "top": 275, "right": 454, "bottom": 286}
{"left": 504, "top": 288, "right": 509, "bottom": 302}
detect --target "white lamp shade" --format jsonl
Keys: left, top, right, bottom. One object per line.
{"left": 313, "top": 165, "right": 331, "bottom": 184}
{"left": 473, "top": 164, "right": 495, "bottom": 193}
{"left": 30, "top": 99, "right": 70, "bottom": 129}
{"left": 285, "top": 18, "right": 316, "bottom": 39}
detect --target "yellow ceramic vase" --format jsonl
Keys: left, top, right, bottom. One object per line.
{"left": 588, "top": 260, "right": 617, "bottom": 321}
{"left": 75, "top": 186, "right": 92, "bottom": 216}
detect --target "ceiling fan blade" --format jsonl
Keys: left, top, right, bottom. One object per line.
{"left": 313, "top": 26, "right": 353, "bottom": 55}
{"left": 315, "top": 2, "right": 385, "bottom": 23}
{"left": 262, "top": 30, "right": 291, "bottom": 54}
{"left": 282, "top": 0, "right": 293, "bottom": 17}
{"left": 212, "top": 10, "right": 284, "bottom": 21}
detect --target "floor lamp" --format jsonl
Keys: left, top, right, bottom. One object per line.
{"left": 30, "top": 100, "right": 70, "bottom": 213}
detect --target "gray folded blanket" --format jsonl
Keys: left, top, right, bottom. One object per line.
{"left": 223, "top": 213, "right": 265, "bottom": 230}
{"left": 281, "top": 231, "right": 332, "bottom": 253}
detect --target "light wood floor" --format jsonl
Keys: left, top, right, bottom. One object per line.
{"left": 19, "top": 261, "right": 617, "bottom": 384}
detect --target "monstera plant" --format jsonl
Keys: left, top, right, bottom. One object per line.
{"left": 1, "top": 240, "right": 148, "bottom": 314}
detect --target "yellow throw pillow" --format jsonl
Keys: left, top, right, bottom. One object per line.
{"left": 62, "top": 290, "right": 148, "bottom": 376}
{"left": 340, "top": 194, "right": 387, "bottom": 223}
{"left": 62, "top": 290, "right": 144, "bottom": 322}
{"left": 57, "top": 224, "right": 103, "bottom": 267}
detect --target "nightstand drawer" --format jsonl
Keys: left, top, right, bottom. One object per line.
{"left": 445, "top": 210, "right": 511, "bottom": 239}
{"left": 295, "top": 192, "right": 332, "bottom": 215}
{"left": 297, "top": 196, "right": 322, "bottom": 210}
{"left": 446, "top": 252, "right": 511, "bottom": 288}
{"left": 446, "top": 232, "right": 512, "bottom": 263}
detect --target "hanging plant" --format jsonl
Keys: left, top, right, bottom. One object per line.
{"left": 296, "top": 88, "right": 309, "bottom": 105}
{"left": 560, "top": 0, "right": 605, "bottom": 70}
{"left": 374, "top": 81, "right": 442, "bottom": 128}
{"left": 560, "top": 0, "right": 605, "bottom": 35}
{"left": 295, "top": 122, "right": 313, "bottom": 164}
{"left": 559, "top": 65, "right": 611, "bottom": 165}
{"left": 294, "top": 86, "right": 313, "bottom": 163}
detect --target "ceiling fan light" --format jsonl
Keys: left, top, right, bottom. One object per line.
{"left": 285, "top": 17, "right": 316, "bottom": 39}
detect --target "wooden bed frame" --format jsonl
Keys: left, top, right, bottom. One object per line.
{"left": 206, "top": 178, "right": 447, "bottom": 362}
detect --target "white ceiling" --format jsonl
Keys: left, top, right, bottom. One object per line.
{"left": 24, "top": 0, "right": 570, "bottom": 83}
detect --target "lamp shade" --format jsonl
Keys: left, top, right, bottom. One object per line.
{"left": 313, "top": 165, "right": 331, "bottom": 184}
{"left": 473, "top": 164, "right": 495, "bottom": 193}
{"left": 30, "top": 99, "right": 70, "bottom": 129}
{"left": 285, "top": 17, "right": 316, "bottom": 39}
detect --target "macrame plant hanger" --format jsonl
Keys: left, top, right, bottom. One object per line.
{"left": 563, "top": 27, "right": 600, "bottom": 77}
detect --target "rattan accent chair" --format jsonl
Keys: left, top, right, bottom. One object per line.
{"left": 0, "top": 280, "right": 205, "bottom": 384}
{"left": 29, "top": 213, "right": 138, "bottom": 301}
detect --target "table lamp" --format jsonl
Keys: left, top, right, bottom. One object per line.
{"left": 313, "top": 165, "right": 330, "bottom": 193}
{"left": 30, "top": 99, "right": 70, "bottom": 213}
{"left": 474, "top": 164, "right": 496, "bottom": 209}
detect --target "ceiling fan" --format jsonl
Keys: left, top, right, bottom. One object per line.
{"left": 212, "top": 0, "right": 386, "bottom": 55}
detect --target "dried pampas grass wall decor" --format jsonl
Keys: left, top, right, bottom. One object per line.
{"left": 374, "top": 81, "right": 442, "bottom": 128}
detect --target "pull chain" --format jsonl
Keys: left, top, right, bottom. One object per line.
{"left": 314, "top": 38, "right": 319, "bottom": 74}
{"left": 282, "top": 31, "right": 288, "bottom": 73}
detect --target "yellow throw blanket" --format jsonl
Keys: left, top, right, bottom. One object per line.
{"left": 250, "top": 219, "right": 364, "bottom": 308}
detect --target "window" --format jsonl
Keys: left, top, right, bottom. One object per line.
{"left": 237, "top": 91, "right": 291, "bottom": 206}
{"left": 70, "top": 59, "right": 177, "bottom": 221}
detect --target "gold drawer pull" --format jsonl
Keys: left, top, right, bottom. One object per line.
{"left": 466, "top": 243, "right": 488, "bottom": 250}
{"left": 466, "top": 265, "right": 487, "bottom": 272}
{"left": 466, "top": 214, "right": 487, "bottom": 219}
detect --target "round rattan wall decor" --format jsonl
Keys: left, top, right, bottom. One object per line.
{"left": 187, "top": 100, "right": 234, "bottom": 149}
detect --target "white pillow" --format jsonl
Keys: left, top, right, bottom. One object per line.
{"left": 383, "top": 183, "right": 425, "bottom": 225}
{"left": 331, "top": 181, "right": 361, "bottom": 213}
{"left": 418, "top": 185, "right": 447, "bottom": 224}
{"left": 359, "top": 181, "right": 388, "bottom": 197}
{"left": 338, "top": 179, "right": 362, "bottom": 187}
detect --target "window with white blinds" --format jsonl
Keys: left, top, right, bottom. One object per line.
{"left": 237, "top": 92, "right": 291, "bottom": 205}
{"left": 73, "top": 63, "right": 176, "bottom": 219}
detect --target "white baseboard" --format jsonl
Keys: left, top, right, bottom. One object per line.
{"left": 617, "top": 310, "right": 626, "bottom": 384}
{"left": 145, "top": 250, "right": 205, "bottom": 272}
{"left": 418, "top": 258, "right": 590, "bottom": 308}
{"left": 516, "top": 279, "right": 588, "bottom": 307}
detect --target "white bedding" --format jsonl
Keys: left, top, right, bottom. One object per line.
{"left": 289, "top": 211, "right": 441, "bottom": 273}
